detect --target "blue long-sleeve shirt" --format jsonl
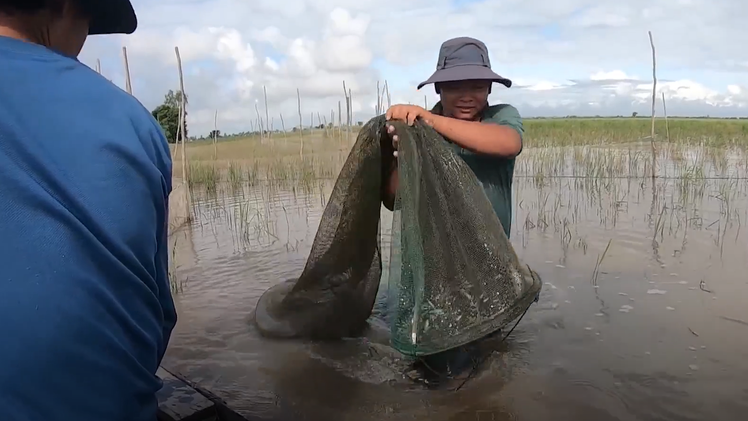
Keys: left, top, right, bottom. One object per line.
{"left": 0, "top": 36, "right": 177, "bottom": 421}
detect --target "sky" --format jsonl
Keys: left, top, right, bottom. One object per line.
{"left": 79, "top": 0, "right": 748, "bottom": 136}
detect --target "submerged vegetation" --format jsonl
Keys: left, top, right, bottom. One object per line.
{"left": 167, "top": 117, "right": 748, "bottom": 294}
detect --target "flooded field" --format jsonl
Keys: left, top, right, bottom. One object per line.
{"left": 164, "top": 141, "right": 748, "bottom": 421}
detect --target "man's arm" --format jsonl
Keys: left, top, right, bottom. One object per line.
{"left": 428, "top": 105, "right": 523, "bottom": 158}
{"left": 148, "top": 121, "right": 177, "bottom": 364}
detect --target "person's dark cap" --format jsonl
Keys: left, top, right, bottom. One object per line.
{"left": 417, "top": 37, "right": 512, "bottom": 90}
{"left": 81, "top": 0, "right": 138, "bottom": 35}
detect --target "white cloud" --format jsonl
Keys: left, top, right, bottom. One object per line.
{"left": 79, "top": 0, "right": 748, "bottom": 136}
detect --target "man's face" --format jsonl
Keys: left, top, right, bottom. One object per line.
{"left": 438, "top": 79, "right": 491, "bottom": 121}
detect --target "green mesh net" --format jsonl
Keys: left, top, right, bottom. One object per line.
{"left": 384, "top": 118, "right": 542, "bottom": 357}
{"left": 253, "top": 115, "right": 541, "bottom": 357}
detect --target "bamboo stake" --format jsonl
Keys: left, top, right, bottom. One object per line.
{"left": 337, "top": 100, "right": 342, "bottom": 138}
{"left": 648, "top": 30, "right": 657, "bottom": 180}
{"left": 254, "top": 102, "right": 264, "bottom": 141}
{"left": 661, "top": 91, "right": 670, "bottom": 143}
{"left": 174, "top": 46, "right": 191, "bottom": 222}
{"left": 384, "top": 80, "right": 391, "bottom": 108}
{"left": 213, "top": 109, "right": 218, "bottom": 160}
{"left": 297, "top": 88, "right": 303, "bottom": 157}
{"left": 263, "top": 86, "right": 271, "bottom": 139}
{"left": 122, "top": 46, "right": 132, "bottom": 94}
{"left": 279, "top": 113, "right": 286, "bottom": 138}
{"left": 376, "top": 80, "right": 382, "bottom": 115}
{"left": 348, "top": 88, "right": 352, "bottom": 138}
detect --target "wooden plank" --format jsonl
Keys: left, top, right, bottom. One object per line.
{"left": 156, "top": 367, "right": 218, "bottom": 421}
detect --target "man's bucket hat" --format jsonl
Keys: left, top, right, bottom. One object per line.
{"left": 81, "top": 0, "right": 137, "bottom": 35}
{"left": 417, "top": 37, "right": 512, "bottom": 90}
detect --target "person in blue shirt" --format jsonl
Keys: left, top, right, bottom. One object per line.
{"left": 0, "top": 1, "right": 177, "bottom": 420}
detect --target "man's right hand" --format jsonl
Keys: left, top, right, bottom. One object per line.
{"left": 386, "top": 123, "right": 399, "bottom": 158}
{"left": 382, "top": 123, "right": 399, "bottom": 211}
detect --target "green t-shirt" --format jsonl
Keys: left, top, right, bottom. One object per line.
{"left": 431, "top": 102, "right": 523, "bottom": 238}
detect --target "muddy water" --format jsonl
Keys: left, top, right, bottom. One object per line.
{"left": 164, "top": 151, "right": 748, "bottom": 421}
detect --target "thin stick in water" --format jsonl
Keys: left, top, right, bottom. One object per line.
{"left": 263, "top": 85, "right": 271, "bottom": 139}
{"left": 213, "top": 109, "right": 218, "bottom": 160}
{"left": 297, "top": 88, "right": 303, "bottom": 156}
{"left": 648, "top": 30, "right": 657, "bottom": 180}
{"left": 174, "top": 46, "right": 191, "bottom": 222}
{"left": 661, "top": 91, "right": 670, "bottom": 143}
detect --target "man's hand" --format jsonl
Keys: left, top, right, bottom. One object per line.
{"left": 386, "top": 124, "right": 400, "bottom": 158}
{"left": 386, "top": 104, "right": 434, "bottom": 126}
{"left": 385, "top": 104, "right": 435, "bottom": 158}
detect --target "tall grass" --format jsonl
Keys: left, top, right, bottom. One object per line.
{"left": 174, "top": 118, "right": 748, "bottom": 193}
{"left": 523, "top": 118, "right": 748, "bottom": 148}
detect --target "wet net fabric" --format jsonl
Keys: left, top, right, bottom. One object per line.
{"left": 253, "top": 115, "right": 541, "bottom": 355}
{"left": 252, "top": 117, "right": 385, "bottom": 340}
{"left": 384, "top": 118, "right": 542, "bottom": 357}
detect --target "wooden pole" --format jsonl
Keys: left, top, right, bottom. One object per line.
{"left": 337, "top": 100, "right": 342, "bottom": 138}
{"left": 297, "top": 88, "right": 303, "bottom": 157}
{"left": 376, "top": 80, "right": 382, "bottom": 115}
{"left": 254, "top": 102, "right": 264, "bottom": 142}
{"left": 263, "top": 86, "right": 271, "bottom": 139}
{"left": 174, "top": 46, "right": 191, "bottom": 222}
{"left": 384, "top": 80, "right": 391, "bottom": 108}
{"left": 648, "top": 30, "right": 657, "bottom": 180}
{"left": 342, "top": 81, "right": 351, "bottom": 140}
{"left": 348, "top": 88, "right": 352, "bottom": 138}
{"left": 122, "top": 46, "right": 132, "bottom": 94}
{"left": 213, "top": 109, "right": 218, "bottom": 160}
{"left": 661, "top": 91, "right": 670, "bottom": 143}
{"left": 279, "top": 113, "right": 286, "bottom": 138}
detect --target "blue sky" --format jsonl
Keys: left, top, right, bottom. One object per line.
{"left": 80, "top": 0, "right": 748, "bottom": 136}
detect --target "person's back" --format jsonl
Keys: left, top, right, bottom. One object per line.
{"left": 0, "top": 31, "right": 176, "bottom": 421}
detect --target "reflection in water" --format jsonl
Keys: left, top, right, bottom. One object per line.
{"left": 164, "top": 147, "right": 748, "bottom": 421}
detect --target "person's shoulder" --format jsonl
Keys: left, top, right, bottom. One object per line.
{"left": 73, "top": 64, "right": 171, "bottom": 166}
{"left": 83, "top": 68, "right": 166, "bottom": 137}
{"left": 482, "top": 102, "right": 524, "bottom": 145}
{"left": 484, "top": 103, "right": 522, "bottom": 121}
{"left": 46, "top": 59, "right": 173, "bottom": 191}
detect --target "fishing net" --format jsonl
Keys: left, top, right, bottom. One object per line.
{"left": 252, "top": 115, "right": 542, "bottom": 356}
{"left": 252, "top": 116, "right": 384, "bottom": 340}
{"left": 385, "top": 119, "right": 542, "bottom": 357}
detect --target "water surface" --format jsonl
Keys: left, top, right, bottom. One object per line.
{"left": 165, "top": 147, "right": 748, "bottom": 421}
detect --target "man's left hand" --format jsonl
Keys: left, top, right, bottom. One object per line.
{"left": 386, "top": 104, "right": 434, "bottom": 126}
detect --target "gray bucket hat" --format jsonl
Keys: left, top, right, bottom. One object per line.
{"left": 417, "top": 37, "right": 512, "bottom": 90}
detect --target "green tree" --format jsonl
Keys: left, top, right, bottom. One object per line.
{"left": 152, "top": 90, "right": 188, "bottom": 143}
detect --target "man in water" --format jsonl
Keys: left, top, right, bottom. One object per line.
{"left": 384, "top": 36, "right": 523, "bottom": 383}
{"left": 0, "top": 1, "right": 176, "bottom": 420}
